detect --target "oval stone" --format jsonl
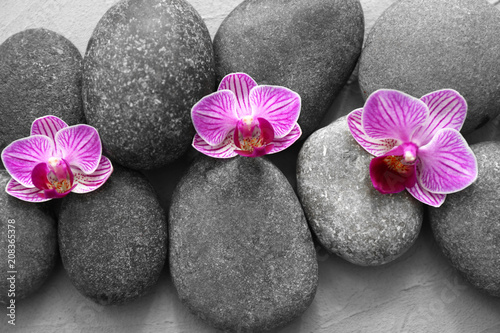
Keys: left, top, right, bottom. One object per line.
{"left": 58, "top": 166, "right": 167, "bottom": 305}
{"left": 359, "top": 0, "right": 500, "bottom": 134}
{"left": 83, "top": 0, "right": 215, "bottom": 170}
{"left": 0, "top": 170, "right": 57, "bottom": 304}
{"left": 0, "top": 28, "right": 84, "bottom": 153}
{"left": 213, "top": 0, "right": 364, "bottom": 138}
{"left": 429, "top": 141, "right": 500, "bottom": 297}
{"left": 297, "top": 116, "right": 424, "bottom": 265}
{"left": 169, "top": 156, "right": 318, "bottom": 332}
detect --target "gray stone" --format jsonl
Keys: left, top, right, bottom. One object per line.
{"left": 429, "top": 141, "right": 500, "bottom": 297}
{"left": 169, "top": 156, "right": 318, "bottom": 332}
{"left": 213, "top": 0, "right": 364, "bottom": 138}
{"left": 0, "top": 28, "right": 84, "bottom": 154}
{"left": 83, "top": 0, "right": 215, "bottom": 170}
{"left": 359, "top": 0, "right": 500, "bottom": 134}
{"left": 0, "top": 170, "right": 57, "bottom": 304}
{"left": 297, "top": 116, "right": 424, "bottom": 266}
{"left": 58, "top": 165, "right": 167, "bottom": 305}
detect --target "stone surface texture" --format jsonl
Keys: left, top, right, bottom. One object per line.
{"left": 297, "top": 116, "right": 424, "bottom": 266}
{"left": 429, "top": 141, "right": 500, "bottom": 297}
{"left": 359, "top": 0, "right": 500, "bottom": 134}
{"left": 0, "top": 28, "right": 84, "bottom": 153}
{"left": 213, "top": 0, "right": 364, "bottom": 138}
{"left": 83, "top": 0, "right": 215, "bottom": 170}
{"left": 169, "top": 156, "right": 318, "bottom": 332}
{"left": 0, "top": 171, "right": 57, "bottom": 304}
{"left": 58, "top": 166, "right": 167, "bottom": 305}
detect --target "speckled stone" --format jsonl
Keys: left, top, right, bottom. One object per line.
{"left": 429, "top": 142, "right": 500, "bottom": 297}
{"left": 169, "top": 156, "right": 318, "bottom": 332}
{"left": 83, "top": 0, "right": 215, "bottom": 170}
{"left": 0, "top": 170, "right": 57, "bottom": 304}
{"left": 297, "top": 116, "right": 424, "bottom": 266}
{"left": 58, "top": 166, "right": 167, "bottom": 305}
{"left": 0, "top": 28, "right": 84, "bottom": 154}
{"left": 359, "top": 0, "right": 500, "bottom": 134}
{"left": 213, "top": 0, "right": 364, "bottom": 138}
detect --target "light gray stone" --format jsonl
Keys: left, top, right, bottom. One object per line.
{"left": 297, "top": 116, "right": 424, "bottom": 266}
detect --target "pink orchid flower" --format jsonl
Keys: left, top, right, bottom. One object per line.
{"left": 347, "top": 89, "right": 477, "bottom": 207}
{"left": 191, "top": 73, "right": 302, "bottom": 158}
{"left": 1, "top": 115, "right": 113, "bottom": 202}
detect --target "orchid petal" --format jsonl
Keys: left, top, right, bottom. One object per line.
{"left": 418, "top": 128, "right": 477, "bottom": 194}
{"left": 5, "top": 178, "right": 50, "bottom": 202}
{"left": 268, "top": 123, "right": 302, "bottom": 154}
{"left": 218, "top": 73, "right": 257, "bottom": 117}
{"left": 31, "top": 115, "right": 68, "bottom": 141}
{"left": 406, "top": 182, "right": 446, "bottom": 207}
{"left": 250, "top": 85, "right": 301, "bottom": 138}
{"left": 363, "top": 89, "right": 428, "bottom": 142}
{"left": 412, "top": 89, "right": 467, "bottom": 146}
{"left": 55, "top": 124, "right": 102, "bottom": 174}
{"left": 347, "top": 108, "right": 399, "bottom": 157}
{"left": 72, "top": 156, "right": 113, "bottom": 193}
{"left": 1, "top": 135, "right": 55, "bottom": 187}
{"left": 192, "top": 133, "right": 238, "bottom": 159}
{"left": 191, "top": 90, "right": 239, "bottom": 146}
{"left": 31, "top": 162, "right": 51, "bottom": 190}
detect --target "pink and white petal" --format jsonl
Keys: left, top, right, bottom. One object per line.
{"left": 412, "top": 89, "right": 467, "bottom": 146}
{"left": 31, "top": 115, "right": 68, "bottom": 140}
{"left": 192, "top": 133, "right": 238, "bottom": 159}
{"left": 72, "top": 156, "right": 113, "bottom": 193}
{"left": 218, "top": 73, "right": 257, "bottom": 117}
{"left": 363, "top": 89, "right": 429, "bottom": 142}
{"left": 5, "top": 178, "right": 50, "bottom": 202}
{"left": 417, "top": 128, "right": 477, "bottom": 194}
{"left": 347, "top": 108, "right": 399, "bottom": 157}
{"left": 406, "top": 182, "right": 446, "bottom": 207}
{"left": 55, "top": 124, "right": 102, "bottom": 174}
{"left": 191, "top": 90, "right": 239, "bottom": 146}
{"left": 268, "top": 123, "right": 302, "bottom": 154}
{"left": 250, "top": 85, "right": 301, "bottom": 138}
{"left": 1, "top": 135, "right": 55, "bottom": 187}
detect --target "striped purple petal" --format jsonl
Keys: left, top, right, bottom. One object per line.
{"left": 54, "top": 124, "right": 102, "bottom": 174}
{"left": 192, "top": 132, "right": 238, "bottom": 159}
{"left": 218, "top": 73, "right": 257, "bottom": 118}
{"left": 5, "top": 178, "right": 50, "bottom": 202}
{"left": 406, "top": 182, "right": 446, "bottom": 207}
{"left": 268, "top": 123, "right": 302, "bottom": 154}
{"left": 72, "top": 156, "right": 113, "bottom": 193}
{"left": 31, "top": 115, "right": 68, "bottom": 141}
{"left": 1, "top": 135, "right": 55, "bottom": 187}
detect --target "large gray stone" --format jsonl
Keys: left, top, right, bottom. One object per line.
{"left": 297, "top": 116, "right": 424, "bottom": 266}
{"left": 169, "top": 156, "right": 318, "bottom": 332}
{"left": 359, "top": 0, "right": 500, "bottom": 134}
{"left": 0, "top": 170, "right": 57, "bottom": 304}
{"left": 83, "top": 0, "right": 215, "bottom": 170}
{"left": 0, "top": 28, "right": 84, "bottom": 154}
{"left": 213, "top": 0, "right": 364, "bottom": 138}
{"left": 58, "top": 166, "right": 167, "bottom": 305}
{"left": 429, "top": 141, "right": 500, "bottom": 297}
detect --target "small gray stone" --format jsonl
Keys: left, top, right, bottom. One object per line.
{"left": 0, "top": 170, "right": 57, "bottom": 304}
{"left": 297, "top": 116, "right": 424, "bottom": 266}
{"left": 83, "top": 0, "right": 215, "bottom": 170}
{"left": 0, "top": 28, "right": 84, "bottom": 153}
{"left": 429, "top": 142, "right": 500, "bottom": 297}
{"left": 359, "top": 0, "right": 500, "bottom": 134}
{"left": 169, "top": 156, "right": 318, "bottom": 332}
{"left": 58, "top": 165, "right": 167, "bottom": 305}
{"left": 213, "top": 0, "right": 364, "bottom": 138}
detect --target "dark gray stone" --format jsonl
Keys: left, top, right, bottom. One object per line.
{"left": 429, "top": 141, "right": 500, "bottom": 297}
{"left": 0, "top": 170, "right": 57, "bottom": 304}
{"left": 359, "top": 0, "right": 500, "bottom": 134}
{"left": 0, "top": 28, "right": 84, "bottom": 154}
{"left": 213, "top": 0, "right": 364, "bottom": 138}
{"left": 297, "top": 116, "right": 424, "bottom": 266}
{"left": 83, "top": 0, "right": 215, "bottom": 170}
{"left": 169, "top": 156, "right": 318, "bottom": 332}
{"left": 58, "top": 166, "right": 167, "bottom": 305}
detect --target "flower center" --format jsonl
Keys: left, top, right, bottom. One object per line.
{"left": 383, "top": 155, "right": 413, "bottom": 175}
{"left": 234, "top": 117, "right": 275, "bottom": 157}
{"left": 32, "top": 157, "right": 74, "bottom": 198}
